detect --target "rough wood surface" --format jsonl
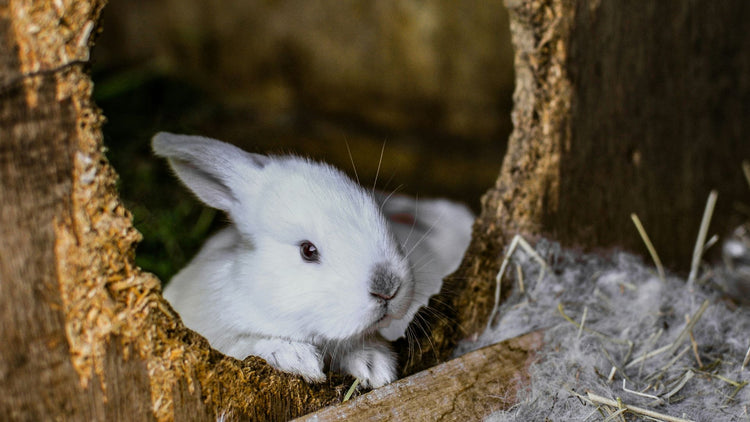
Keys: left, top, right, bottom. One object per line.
{"left": 298, "top": 331, "right": 543, "bottom": 422}
{"left": 553, "top": 1, "right": 750, "bottom": 268}
{"left": 1, "top": 3, "right": 111, "bottom": 420}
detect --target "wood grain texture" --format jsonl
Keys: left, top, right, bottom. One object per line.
{"left": 0, "top": 23, "right": 102, "bottom": 422}
{"left": 553, "top": 1, "right": 750, "bottom": 268}
{"left": 298, "top": 331, "right": 543, "bottom": 422}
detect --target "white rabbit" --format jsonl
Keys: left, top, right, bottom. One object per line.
{"left": 153, "top": 132, "right": 473, "bottom": 388}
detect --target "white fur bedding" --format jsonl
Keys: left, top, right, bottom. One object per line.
{"left": 456, "top": 238, "right": 750, "bottom": 421}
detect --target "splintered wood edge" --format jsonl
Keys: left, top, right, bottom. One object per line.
{"left": 296, "top": 330, "right": 544, "bottom": 421}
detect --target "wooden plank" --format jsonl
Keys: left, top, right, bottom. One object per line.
{"left": 296, "top": 331, "right": 543, "bottom": 421}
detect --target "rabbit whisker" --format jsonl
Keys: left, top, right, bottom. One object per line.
{"left": 344, "top": 138, "right": 360, "bottom": 186}
{"left": 372, "top": 141, "right": 386, "bottom": 194}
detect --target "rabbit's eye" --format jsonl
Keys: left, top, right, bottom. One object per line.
{"left": 299, "top": 241, "right": 320, "bottom": 263}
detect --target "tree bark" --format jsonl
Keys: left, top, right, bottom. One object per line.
{"left": 2, "top": 0, "right": 749, "bottom": 421}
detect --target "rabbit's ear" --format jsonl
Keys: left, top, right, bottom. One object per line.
{"left": 152, "top": 132, "right": 269, "bottom": 212}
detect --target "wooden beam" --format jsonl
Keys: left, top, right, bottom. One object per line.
{"left": 297, "top": 331, "right": 543, "bottom": 421}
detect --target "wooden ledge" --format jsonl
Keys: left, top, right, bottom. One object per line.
{"left": 296, "top": 330, "right": 544, "bottom": 421}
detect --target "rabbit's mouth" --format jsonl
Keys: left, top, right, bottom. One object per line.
{"left": 373, "top": 302, "right": 409, "bottom": 329}
{"left": 374, "top": 314, "right": 394, "bottom": 329}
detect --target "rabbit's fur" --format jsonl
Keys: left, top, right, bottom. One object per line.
{"left": 153, "top": 132, "right": 473, "bottom": 387}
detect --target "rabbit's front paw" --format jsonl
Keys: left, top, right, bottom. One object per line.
{"left": 254, "top": 338, "right": 326, "bottom": 383}
{"left": 336, "top": 342, "right": 396, "bottom": 388}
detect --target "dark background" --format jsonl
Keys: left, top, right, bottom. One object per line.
{"left": 91, "top": 0, "right": 515, "bottom": 280}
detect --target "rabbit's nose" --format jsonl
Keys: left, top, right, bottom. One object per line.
{"left": 370, "top": 263, "right": 401, "bottom": 301}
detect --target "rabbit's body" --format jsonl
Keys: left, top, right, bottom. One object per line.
{"left": 154, "top": 133, "right": 473, "bottom": 387}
